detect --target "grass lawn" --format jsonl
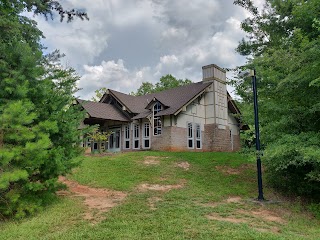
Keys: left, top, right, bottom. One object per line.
{"left": 1, "top": 151, "right": 319, "bottom": 239}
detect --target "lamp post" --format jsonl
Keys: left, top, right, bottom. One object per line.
{"left": 239, "top": 69, "right": 264, "bottom": 201}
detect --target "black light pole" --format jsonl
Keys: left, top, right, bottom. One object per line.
{"left": 251, "top": 69, "right": 264, "bottom": 201}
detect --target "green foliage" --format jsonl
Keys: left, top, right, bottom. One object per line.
{"left": 87, "top": 127, "right": 111, "bottom": 153}
{"left": 265, "top": 133, "right": 320, "bottom": 198}
{"left": 91, "top": 87, "right": 107, "bottom": 102}
{"left": 131, "top": 74, "right": 192, "bottom": 96}
{"left": 234, "top": 0, "right": 320, "bottom": 199}
{"left": 309, "top": 203, "right": 320, "bottom": 220}
{"left": 0, "top": 2, "right": 87, "bottom": 219}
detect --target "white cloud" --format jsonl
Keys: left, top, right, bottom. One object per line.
{"left": 77, "top": 60, "right": 153, "bottom": 99}
{"left": 30, "top": 0, "right": 264, "bottom": 99}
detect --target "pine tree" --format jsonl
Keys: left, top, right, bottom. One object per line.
{"left": 0, "top": 1, "right": 88, "bottom": 218}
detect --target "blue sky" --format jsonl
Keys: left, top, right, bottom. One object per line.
{"left": 33, "top": 0, "right": 264, "bottom": 99}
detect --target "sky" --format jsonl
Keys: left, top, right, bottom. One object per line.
{"left": 32, "top": 0, "right": 265, "bottom": 100}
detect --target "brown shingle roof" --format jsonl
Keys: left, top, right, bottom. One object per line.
{"left": 109, "top": 82, "right": 211, "bottom": 117}
{"left": 77, "top": 99, "right": 130, "bottom": 122}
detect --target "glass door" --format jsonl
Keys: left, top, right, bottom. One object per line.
{"left": 109, "top": 128, "right": 121, "bottom": 152}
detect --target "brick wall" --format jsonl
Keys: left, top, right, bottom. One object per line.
{"left": 203, "top": 123, "right": 239, "bottom": 152}
{"left": 133, "top": 124, "right": 241, "bottom": 152}
{"left": 151, "top": 126, "right": 172, "bottom": 151}
{"left": 151, "top": 126, "right": 188, "bottom": 151}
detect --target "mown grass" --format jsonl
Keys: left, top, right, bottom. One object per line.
{"left": 1, "top": 151, "right": 319, "bottom": 239}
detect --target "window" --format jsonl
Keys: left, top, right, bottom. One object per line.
{"left": 115, "top": 130, "right": 120, "bottom": 148}
{"left": 86, "top": 137, "right": 91, "bottom": 148}
{"left": 124, "top": 125, "right": 130, "bottom": 149}
{"left": 187, "top": 122, "right": 193, "bottom": 148}
{"left": 143, "top": 122, "right": 150, "bottom": 149}
{"left": 109, "top": 132, "right": 114, "bottom": 149}
{"left": 133, "top": 124, "right": 140, "bottom": 149}
{"left": 195, "top": 124, "right": 202, "bottom": 149}
{"left": 153, "top": 102, "right": 162, "bottom": 135}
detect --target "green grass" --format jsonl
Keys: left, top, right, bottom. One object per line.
{"left": 1, "top": 151, "right": 319, "bottom": 239}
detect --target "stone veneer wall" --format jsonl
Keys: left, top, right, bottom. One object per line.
{"left": 151, "top": 126, "right": 189, "bottom": 151}
{"left": 151, "top": 126, "right": 172, "bottom": 151}
{"left": 149, "top": 124, "right": 240, "bottom": 152}
{"left": 203, "top": 123, "right": 237, "bottom": 152}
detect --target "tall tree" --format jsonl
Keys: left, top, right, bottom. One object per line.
{"left": 234, "top": 0, "right": 320, "bottom": 198}
{"left": 0, "top": 1, "right": 88, "bottom": 218}
{"left": 131, "top": 74, "right": 192, "bottom": 96}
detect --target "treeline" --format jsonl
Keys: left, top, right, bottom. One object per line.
{"left": 234, "top": 0, "right": 320, "bottom": 199}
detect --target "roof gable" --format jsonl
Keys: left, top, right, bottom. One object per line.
{"left": 77, "top": 99, "right": 130, "bottom": 122}
{"left": 105, "top": 82, "right": 212, "bottom": 116}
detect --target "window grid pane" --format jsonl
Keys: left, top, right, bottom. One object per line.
{"left": 187, "top": 123, "right": 193, "bottom": 148}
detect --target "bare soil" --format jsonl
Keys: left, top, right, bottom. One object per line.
{"left": 175, "top": 161, "right": 190, "bottom": 170}
{"left": 203, "top": 196, "right": 285, "bottom": 233}
{"left": 143, "top": 156, "right": 161, "bottom": 165}
{"left": 58, "top": 176, "right": 127, "bottom": 224}
{"left": 147, "top": 196, "right": 163, "bottom": 210}
{"left": 137, "top": 179, "right": 187, "bottom": 192}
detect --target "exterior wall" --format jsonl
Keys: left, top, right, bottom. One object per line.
{"left": 151, "top": 126, "right": 172, "bottom": 151}
{"left": 176, "top": 101, "right": 206, "bottom": 131}
{"left": 228, "top": 112, "right": 240, "bottom": 136}
{"left": 203, "top": 123, "right": 232, "bottom": 152}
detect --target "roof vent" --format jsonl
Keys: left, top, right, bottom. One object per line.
{"left": 202, "top": 64, "right": 226, "bottom": 83}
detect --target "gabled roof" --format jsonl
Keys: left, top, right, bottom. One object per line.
{"left": 106, "top": 82, "right": 211, "bottom": 116}
{"left": 77, "top": 99, "right": 130, "bottom": 122}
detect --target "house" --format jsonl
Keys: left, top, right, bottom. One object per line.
{"left": 78, "top": 64, "right": 247, "bottom": 152}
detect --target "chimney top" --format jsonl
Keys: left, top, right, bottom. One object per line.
{"left": 202, "top": 64, "right": 226, "bottom": 83}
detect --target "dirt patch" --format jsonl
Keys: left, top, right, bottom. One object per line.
{"left": 175, "top": 161, "right": 190, "bottom": 170}
{"left": 197, "top": 196, "right": 243, "bottom": 208}
{"left": 143, "top": 156, "right": 161, "bottom": 165}
{"left": 147, "top": 196, "right": 163, "bottom": 210}
{"left": 250, "top": 209, "right": 286, "bottom": 224}
{"left": 138, "top": 179, "right": 186, "bottom": 192}
{"left": 237, "top": 208, "right": 286, "bottom": 224}
{"left": 58, "top": 176, "right": 127, "bottom": 224}
{"left": 206, "top": 213, "right": 246, "bottom": 223}
{"left": 226, "top": 196, "right": 242, "bottom": 203}
{"left": 206, "top": 208, "right": 285, "bottom": 233}
{"left": 215, "top": 164, "right": 254, "bottom": 175}
{"left": 254, "top": 226, "right": 281, "bottom": 233}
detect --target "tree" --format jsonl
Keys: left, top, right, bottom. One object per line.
{"left": 233, "top": 0, "right": 320, "bottom": 198}
{"left": 91, "top": 87, "right": 107, "bottom": 102}
{"left": 87, "top": 127, "right": 111, "bottom": 153}
{"left": 0, "top": 1, "right": 88, "bottom": 219}
{"left": 131, "top": 74, "right": 192, "bottom": 96}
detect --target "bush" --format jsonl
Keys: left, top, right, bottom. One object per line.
{"left": 265, "top": 132, "right": 320, "bottom": 200}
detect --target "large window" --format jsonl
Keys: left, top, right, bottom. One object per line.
{"left": 124, "top": 125, "right": 130, "bottom": 149}
{"left": 187, "top": 122, "right": 193, "bottom": 148}
{"left": 153, "top": 102, "right": 162, "bottom": 135}
{"left": 195, "top": 124, "right": 202, "bottom": 149}
{"left": 143, "top": 122, "right": 150, "bottom": 149}
{"left": 133, "top": 124, "right": 140, "bottom": 149}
